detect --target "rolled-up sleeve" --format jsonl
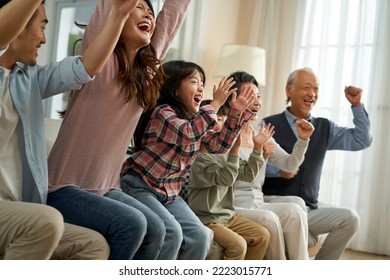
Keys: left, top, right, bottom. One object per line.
{"left": 37, "top": 56, "right": 94, "bottom": 99}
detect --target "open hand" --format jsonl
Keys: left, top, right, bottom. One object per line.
{"left": 229, "top": 85, "right": 255, "bottom": 113}
{"left": 253, "top": 123, "right": 275, "bottom": 152}
{"left": 210, "top": 77, "right": 237, "bottom": 112}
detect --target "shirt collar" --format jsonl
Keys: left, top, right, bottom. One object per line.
{"left": 284, "top": 106, "right": 314, "bottom": 125}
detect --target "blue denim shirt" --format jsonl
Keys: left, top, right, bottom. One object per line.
{"left": 265, "top": 105, "right": 372, "bottom": 177}
{"left": 0, "top": 53, "right": 93, "bottom": 203}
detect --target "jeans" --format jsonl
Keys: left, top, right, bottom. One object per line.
{"left": 121, "top": 173, "right": 210, "bottom": 260}
{"left": 47, "top": 186, "right": 165, "bottom": 260}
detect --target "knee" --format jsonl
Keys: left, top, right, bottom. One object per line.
{"left": 285, "top": 204, "right": 307, "bottom": 221}
{"left": 287, "top": 196, "right": 307, "bottom": 212}
{"left": 344, "top": 208, "right": 360, "bottom": 233}
{"left": 166, "top": 219, "right": 184, "bottom": 246}
{"left": 192, "top": 224, "right": 211, "bottom": 248}
{"left": 255, "top": 226, "right": 270, "bottom": 247}
{"left": 232, "top": 237, "right": 248, "bottom": 257}
{"left": 148, "top": 217, "right": 166, "bottom": 243}
{"left": 82, "top": 230, "right": 110, "bottom": 260}
{"left": 117, "top": 212, "right": 148, "bottom": 239}
{"left": 34, "top": 206, "right": 64, "bottom": 243}
{"left": 257, "top": 212, "right": 280, "bottom": 233}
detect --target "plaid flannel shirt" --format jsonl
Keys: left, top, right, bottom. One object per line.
{"left": 122, "top": 104, "right": 252, "bottom": 203}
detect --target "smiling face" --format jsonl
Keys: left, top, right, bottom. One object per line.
{"left": 241, "top": 82, "right": 262, "bottom": 121}
{"left": 6, "top": 5, "right": 47, "bottom": 67}
{"left": 175, "top": 70, "right": 204, "bottom": 114}
{"left": 121, "top": 0, "right": 155, "bottom": 50}
{"left": 287, "top": 71, "right": 319, "bottom": 119}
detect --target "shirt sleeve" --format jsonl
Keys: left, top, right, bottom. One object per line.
{"left": 200, "top": 107, "right": 252, "bottom": 153}
{"left": 190, "top": 153, "right": 239, "bottom": 189}
{"left": 37, "top": 56, "right": 94, "bottom": 99}
{"left": 149, "top": 104, "right": 217, "bottom": 145}
{"left": 237, "top": 150, "right": 265, "bottom": 182}
{"left": 327, "top": 105, "right": 373, "bottom": 150}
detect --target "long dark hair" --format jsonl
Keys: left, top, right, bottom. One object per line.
{"left": 133, "top": 60, "right": 206, "bottom": 151}
{"left": 59, "top": 0, "right": 164, "bottom": 117}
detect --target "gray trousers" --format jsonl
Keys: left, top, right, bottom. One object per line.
{"left": 264, "top": 195, "right": 359, "bottom": 260}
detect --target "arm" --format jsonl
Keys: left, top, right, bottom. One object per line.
{"left": 151, "top": 0, "right": 191, "bottom": 59}
{"left": 0, "top": 0, "right": 42, "bottom": 49}
{"left": 328, "top": 106, "right": 372, "bottom": 151}
{"left": 236, "top": 124, "right": 273, "bottom": 182}
{"left": 327, "top": 85, "right": 372, "bottom": 150}
{"left": 200, "top": 107, "right": 251, "bottom": 153}
{"left": 150, "top": 105, "right": 217, "bottom": 145}
{"left": 190, "top": 153, "right": 239, "bottom": 189}
{"left": 271, "top": 119, "right": 313, "bottom": 172}
{"left": 200, "top": 86, "right": 255, "bottom": 153}
{"left": 81, "top": 0, "right": 138, "bottom": 76}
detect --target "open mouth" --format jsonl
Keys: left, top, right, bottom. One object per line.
{"left": 137, "top": 22, "right": 151, "bottom": 32}
{"left": 194, "top": 96, "right": 202, "bottom": 104}
{"left": 304, "top": 99, "right": 315, "bottom": 105}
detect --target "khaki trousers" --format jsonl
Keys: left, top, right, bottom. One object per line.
{"left": 0, "top": 200, "right": 109, "bottom": 260}
{"left": 207, "top": 214, "right": 270, "bottom": 260}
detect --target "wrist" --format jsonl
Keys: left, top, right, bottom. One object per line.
{"left": 298, "top": 136, "right": 309, "bottom": 141}
{"left": 209, "top": 100, "right": 221, "bottom": 113}
{"left": 351, "top": 102, "right": 363, "bottom": 107}
{"left": 253, "top": 145, "right": 263, "bottom": 153}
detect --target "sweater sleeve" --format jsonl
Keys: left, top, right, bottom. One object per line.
{"left": 269, "top": 137, "right": 309, "bottom": 173}
{"left": 189, "top": 153, "right": 240, "bottom": 189}
{"left": 151, "top": 0, "right": 191, "bottom": 60}
{"left": 79, "top": 0, "right": 120, "bottom": 54}
{"left": 237, "top": 150, "right": 265, "bottom": 182}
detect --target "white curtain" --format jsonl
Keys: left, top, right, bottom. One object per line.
{"left": 251, "top": 0, "right": 390, "bottom": 255}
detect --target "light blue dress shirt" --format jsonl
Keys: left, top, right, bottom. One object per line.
{"left": 265, "top": 106, "right": 372, "bottom": 177}
{"left": 0, "top": 52, "right": 93, "bottom": 203}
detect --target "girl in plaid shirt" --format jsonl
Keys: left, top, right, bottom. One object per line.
{"left": 121, "top": 60, "right": 255, "bottom": 259}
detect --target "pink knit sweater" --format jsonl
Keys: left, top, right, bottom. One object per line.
{"left": 48, "top": 0, "right": 190, "bottom": 195}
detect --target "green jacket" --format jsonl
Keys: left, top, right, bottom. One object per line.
{"left": 188, "top": 150, "right": 264, "bottom": 225}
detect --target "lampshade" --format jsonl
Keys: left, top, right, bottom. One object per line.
{"left": 214, "top": 44, "right": 266, "bottom": 87}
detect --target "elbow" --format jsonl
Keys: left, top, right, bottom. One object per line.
{"left": 353, "top": 136, "right": 373, "bottom": 151}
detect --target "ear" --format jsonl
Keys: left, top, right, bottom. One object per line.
{"left": 286, "top": 84, "right": 293, "bottom": 99}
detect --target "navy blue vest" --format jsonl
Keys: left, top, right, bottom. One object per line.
{"left": 262, "top": 112, "right": 330, "bottom": 208}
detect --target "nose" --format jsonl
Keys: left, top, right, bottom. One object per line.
{"left": 143, "top": 11, "right": 153, "bottom": 21}
{"left": 41, "top": 33, "right": 47, "bottom": 45}
{"left": 308, "top": 88, "right": 316, "bottom": 98}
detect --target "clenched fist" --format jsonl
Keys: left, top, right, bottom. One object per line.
{"left": 345, "top": 86, "right": 363, "bottom": 107}
{"left": 296, "top": 119, "right": 315, "bottom": 140}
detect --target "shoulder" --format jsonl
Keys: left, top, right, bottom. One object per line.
{"left": 263, "top": 112, "right": 284, "bottom": 122}
{"left": 153, "top": 104, "right": 174, "bottom": 116}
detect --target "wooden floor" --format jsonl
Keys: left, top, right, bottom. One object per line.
{"left": 340, "top": 249, "right": 390, "bottom": 260}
